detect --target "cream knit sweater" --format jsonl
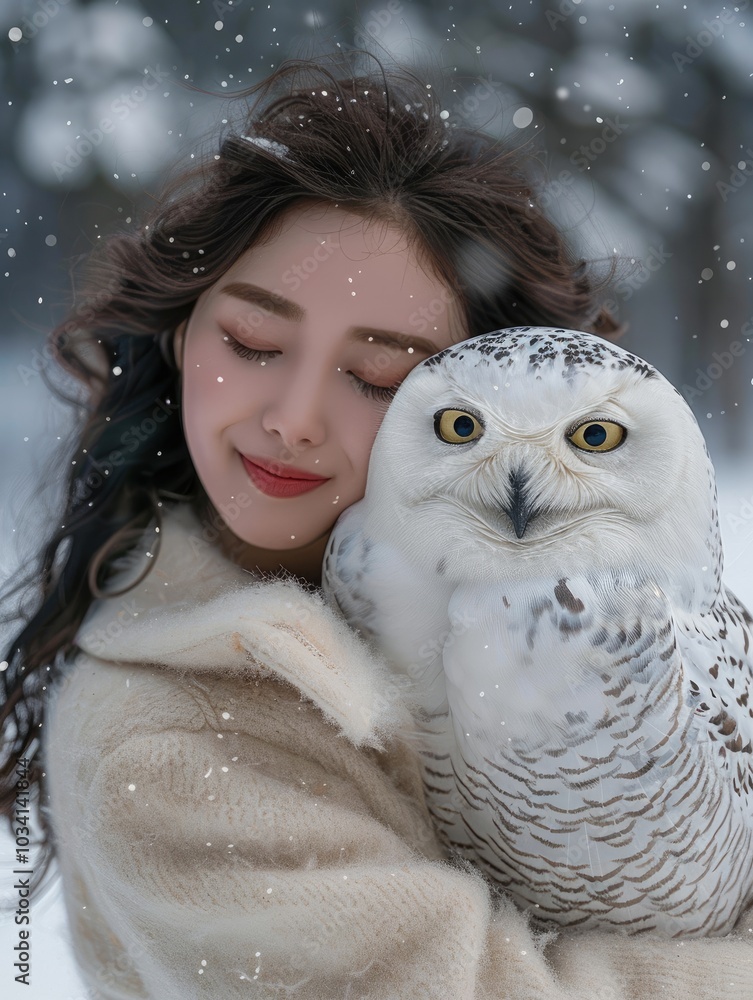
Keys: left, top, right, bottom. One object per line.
{"left": 45, "top": 501, "right": 753, "bottom": 999}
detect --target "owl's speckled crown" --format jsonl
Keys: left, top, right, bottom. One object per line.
{"left": 422, "top": 326, "right": 659, "bottom": 382}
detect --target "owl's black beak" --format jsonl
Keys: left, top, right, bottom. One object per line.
{"left": 502, "top": 468, "right": 536, "bottom": 538}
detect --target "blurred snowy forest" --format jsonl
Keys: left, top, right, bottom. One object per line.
{"left": 0, "top": 0, "right": 752, "bottom": 997}
{"left": 1, "top": 0, "right": 752, "bottom": 483}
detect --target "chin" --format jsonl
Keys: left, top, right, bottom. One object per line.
{"left": 238, "top": 522, "right": 332, "bottom": 553}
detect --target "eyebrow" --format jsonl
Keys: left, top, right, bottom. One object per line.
{"left": 219, "top": 281, "right": 444, "bottom": 356}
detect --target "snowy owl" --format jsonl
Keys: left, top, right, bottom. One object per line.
{"left": 322, "top": 326, "right": 753, "bottom": 937}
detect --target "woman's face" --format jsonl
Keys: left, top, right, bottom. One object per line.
{"left": 175, "top": 200, "right": 465, "bottom": 557}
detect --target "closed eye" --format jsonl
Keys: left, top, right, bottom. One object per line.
{"left": 348, "top": 375, "right": 400, "bottom": 404}
{"left": 226, "top": 338, "right": 279, "bottom": 362}
{"left": 223, "top": 333, "right": 401, "bottom": 404}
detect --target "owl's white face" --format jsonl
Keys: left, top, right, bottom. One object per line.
{"left": 364, "top": 329, "right": 718, "bottom": 599}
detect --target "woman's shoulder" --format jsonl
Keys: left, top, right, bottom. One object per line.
{"left": 65, "top": 499, "right": 411, "bottom": 751}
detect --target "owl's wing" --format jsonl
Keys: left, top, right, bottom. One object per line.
{"left": 321, "top": 500, "right": 382, "bottom": 643}
{"left": 441, "top": 577, "right": 753, "bottom": 794}
{"left": 322, "top": 502, "right": 455, "bottom": 716}
{"left": 441, "top": 575, "right": 692, "bottom": 757}
{"left": 677, "top": 586, "right": 753, "bottom": 803}
{"left": 427, "top": 576, "right": 695, "bottom": 867}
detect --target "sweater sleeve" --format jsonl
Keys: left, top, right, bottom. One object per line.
{"left": 47, "top": 654, "right": 494, "bottom": 1000}
{"left": 46, "top": 654, "right": 753, "bottom": 1000}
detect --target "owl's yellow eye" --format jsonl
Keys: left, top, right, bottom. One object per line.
{"left": 434, "top": 409, "right": 484, "bottom": 444}
{"left": 567, "top": 420, "right": 626, "bottom": 452}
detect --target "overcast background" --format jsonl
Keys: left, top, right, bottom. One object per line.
{"left": 1, "top": 0, "right": 752, "bottom": 996}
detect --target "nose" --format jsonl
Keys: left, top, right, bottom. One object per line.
{"left": 261, "top": 362, "right": 328, "bottom": 454}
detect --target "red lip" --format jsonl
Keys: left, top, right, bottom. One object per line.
{"left": 240, "top": 453, "right": 330, "bottom": 498}
{"left": 244, "top": 454, "right": 329, "bottom": 481}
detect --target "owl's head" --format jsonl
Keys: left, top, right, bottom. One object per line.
{"left": 363, "top": 327, "right": 722, "bottom": 607}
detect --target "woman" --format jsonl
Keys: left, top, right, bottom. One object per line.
{"left": 2, "top": 49, "right": 749, "bottom": 998}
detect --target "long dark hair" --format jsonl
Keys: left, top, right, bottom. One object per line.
{"left": 0, "top": 48, "right": 623, "bottom": 890}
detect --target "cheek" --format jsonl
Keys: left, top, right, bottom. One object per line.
{"left": 181, "top": 354, "right": 243, "bottom": 467}
{"left": 338, "top": 401, "right": 388, "bottom": 476}
{"left": 183, "top": 345, "right": 250, "bottom": 425}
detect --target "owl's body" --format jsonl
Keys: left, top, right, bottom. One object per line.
{"left": 322, "top": 327, "right": 753, "bottom": 937}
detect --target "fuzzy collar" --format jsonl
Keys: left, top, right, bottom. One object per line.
{"left": 75, "top": 502, "right": 402, "bottom": 749}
